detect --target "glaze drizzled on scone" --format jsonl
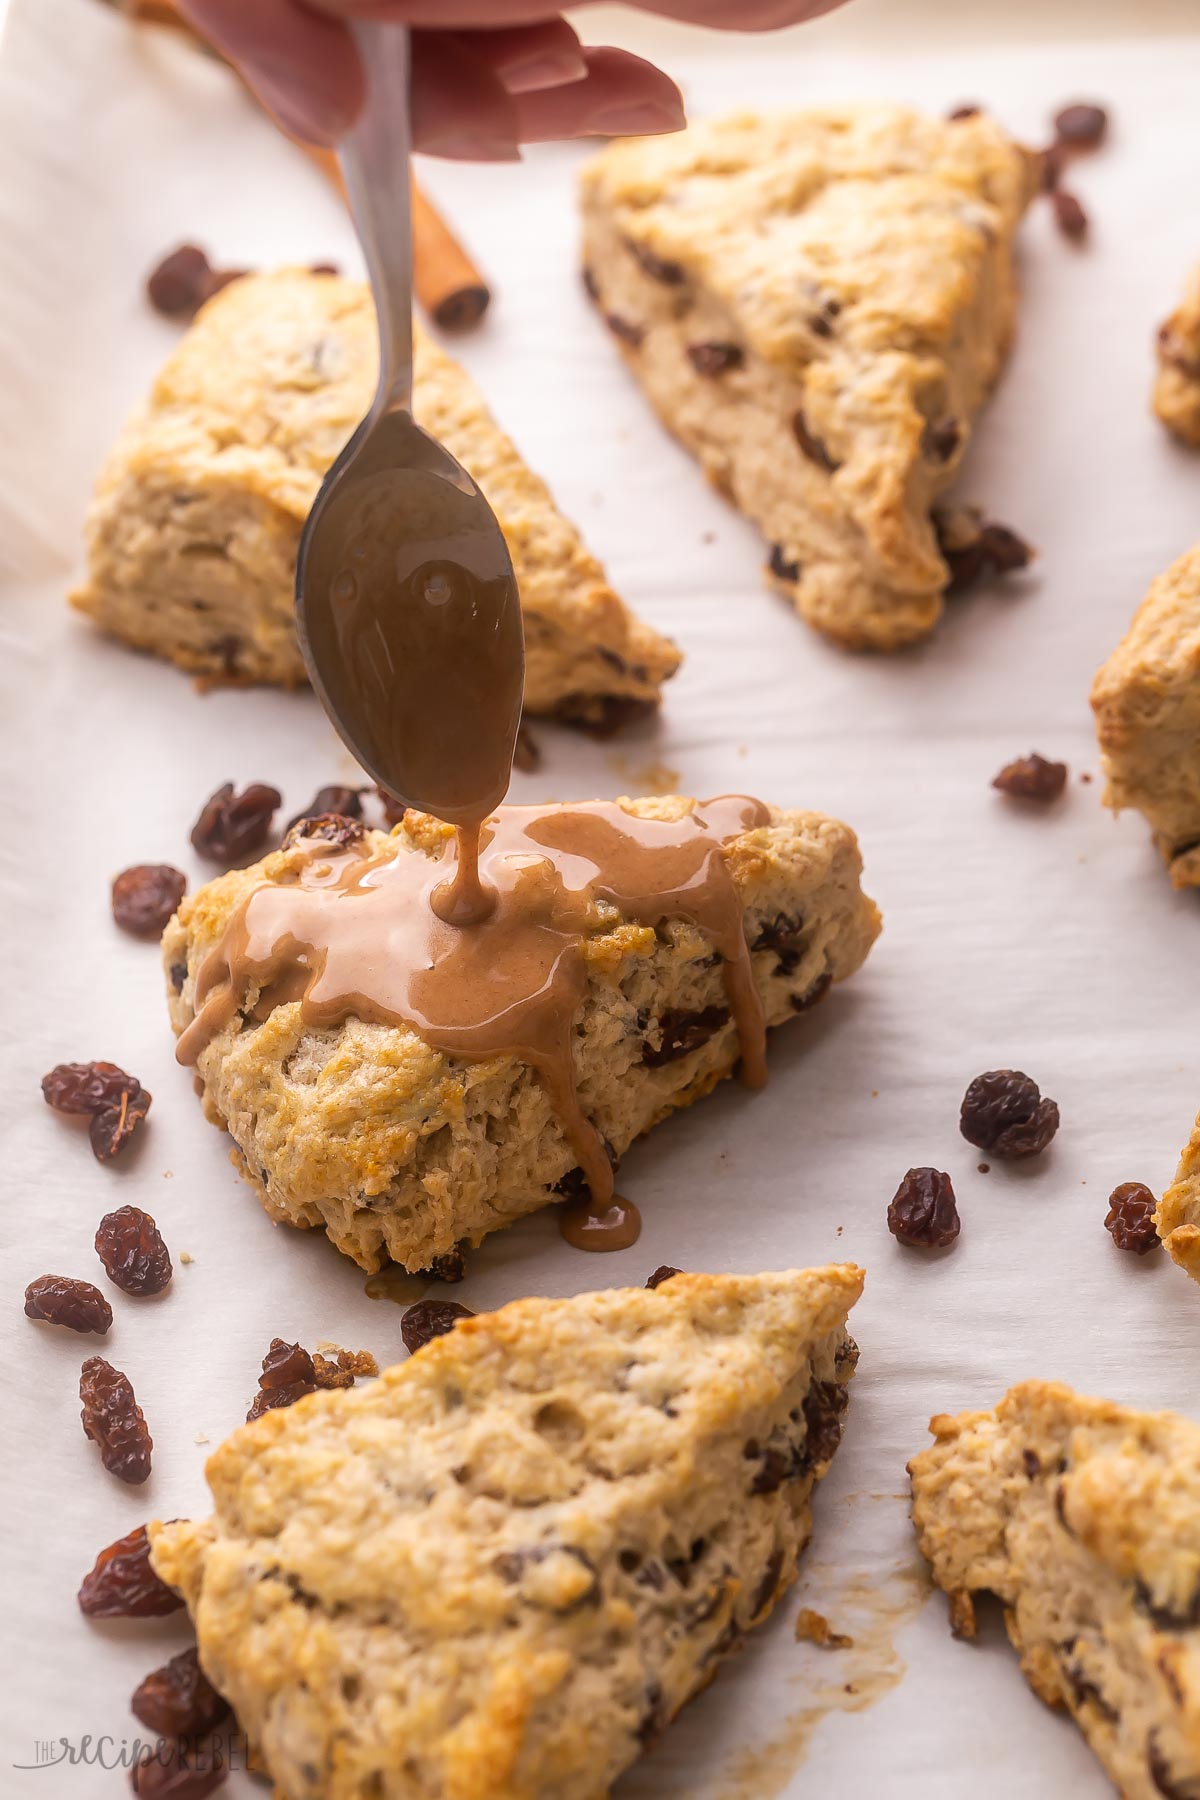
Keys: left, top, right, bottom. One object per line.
{"left": 149, "top": 1266, "right": 863, "bottom": 1800}
{"left": 179, "top": 798, "right": 770, "bottom": 1219}
{"left": 166, "top": 795, "right": 880, "bottom": 1271}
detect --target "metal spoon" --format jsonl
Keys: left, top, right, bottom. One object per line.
{"left": 295, "top": 23, "right": 525, "bottom": 830}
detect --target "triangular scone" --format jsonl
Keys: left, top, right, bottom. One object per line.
{"left": 910, "top": 1382, "right": 1200, "bottom": 1800}
{"left": 580, "top": 107, "right": 1038, "bottom": 650}
{"left": 1155, "top": 265, "right": 1200, "bottom": 445}
{"left": 1156, "top": 1110, "right": 1200, "bottom": 1279}
{"left": 164, "top": 797, "right": 880, "bottom": 1273}
{"left": 70, "top": 269, "right": 680, "bottom": 725}
{"left": 150, "top": 1265, "right": 862, "bottom": 1800}
{"left": 1091, "top": 543, "right": 1200, "bottom": 887}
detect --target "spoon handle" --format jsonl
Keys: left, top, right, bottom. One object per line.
{"left": 340, "top": 22, "right": 414, "bottom": 418}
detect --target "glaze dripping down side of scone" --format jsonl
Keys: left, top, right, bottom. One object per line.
{"left": 70, "top": 269, "right": 680, "bottom": 723}
{"left": 1155, "top": 265, "right": 1200, "bottom": 447}
{"left": 1156, "top": 1108, "right": 1200, "bottom": 1281}
{"left": 150, "top": 1266, "right": 862, "bottom": 1800}
{"left": 163, "top": 796, "right": 880, "bottom": 1273}
{"left": 580, "top": 107, "right": 1038, "bottom": 651}
{"left": 909, "top": 1381, "right": 1200, "bottom": 1800}
{"left": 1091, "top": 542, "right": 1200, "bottom": 887}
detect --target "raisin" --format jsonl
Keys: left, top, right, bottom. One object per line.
{"left": 189, "top": 781, "right": 281, "bottom": 862}
{"left": 246, "top": 1338, "right": 316, "bottom": 1420}
{"left": 646, "top": 1265, "right": 681, "bottom": 1289}
{"left": 169, "top": 962, "right": 187, "bottom": 994}
{"left": 792, "top": 411, "right": 839, "bottom": 472}
{"left": 132, "top": 1647, "right": 229, "bottom": 1737}
{"left": 512, "top": 724, "right": 542, "bottom": 773}
{"left": 1023, "top": 1449, "right": 1041, "bottom": 1478}
{"left": 888, "top": 1168, "right": 961, "bottom": 1248}
{"left": 284, "top": 785, "right": 364, "bottom": 835}
{"left": 130, "top": 1739, "right": 228, "bottom": 1798}
{"left": 90, "top": 1085, "right": 153, "bottom": 1162}
{"left": 605, "top": 312, "right": 644, "bottom": 348}
{"left": 93, "top": 1205, "right": 173, "bottom": 1297}
{"left": 1040, "top": 142, "right": 1065, "bottom": 191}
{"left": 803, "top": 1379, "right": 849, "bottom": 1465}
{"left": 922, "top": 416, "right": 961, "bottom": 461}
{"left": 78, "top": 1524, "right": 183, "bottom": 1618}
{"left": 424, "top": 1244, "right": 467, "bottom": 1283}
{"left": 309, "top": 259, "right": 341, "bottom": 275}
{"left": 112, "top": 865, "right": 187, "bottom": 936}
{"left": 43, "top": 1060, "right": 140, "bottom": 1115}
{"left": 627, "top": 241, "right": 684, "bottom": 285}
{"left": 947, "top": 103, "right": 981, "bottom": 120}
{"left": 401, "top": 1299, "right": 474, "bottom": 1354}
{"left": 750, "top": 1448, "right": 789, "bottom": 1495}
{"left": 749, "top": 1547, "right": 785, "bottom": 1617}
{"left": 42, "top": 1061, "right": 151, "bottom": 1161}
{"left": 80, "top": 1356, "right": 153, "bottom": 1483}
{"left": 939, "top": 515, "right": 1033, "bottom": 592}
{"left": 992, "top": 753, "right": 1068, "bottom": 802}
{"left": 1054, "top": 102, "right": 1108, "bottom": 148}
{"left": 636, "top": 1681, "right": 666, "bottom": 1748}
{"left": 960, "top": 1070, "right": 1060, "bottom": 1158}
{"left": 753, "top": 912, "right": 806, "bottom": 971}
{"left": 791, "top": 971, "right": 832, "bottom": 1013}
{"left": 1147, "top": 1733, "right": 1193, "bottom": 1800}
{"left": 145, "top": 244, "right": 212, "bottom": 317}
{"left": 1105, "top": 1183, "right": 1160, "bottom": 1255}
{"left": 1135, "top": 1578, "right": 1200, "bottom": 1631}
{"left": 687, "top": 341, "right": 744, "bottom": 377}
{"left": 1052, "top": 190, "right": 1089, "bottom": 241}
{"left": 768, "top": 543, "right": 801, "bottom": 583}
{"left": 25, "top": 1273, "right": 112, "bottom": 1334}
{"left": 643, "top": 1005, "right": 730, "bottom": 1068}
{"left": 281, "top": 811, "right": 366, "bottom": 852}
{"left": 582, "top": 266, "right": 600, "bottom": 302}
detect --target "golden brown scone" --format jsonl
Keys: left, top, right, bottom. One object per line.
{"left": 1156, "top": 1111, "right": 1200, "bottom": 1281}
{"left": 1091, "top": 543, "right": 1200, "bottom": 887}
{"left": 150, "top": 1265, "right": 863, "bottom": 1800}
{"left": 71, "top": 270, "right": 680, "bottom": 725}
{"left": 164, "top": 796, "right": 880, "bottom": 1273}
{"left": 579, "top": 106, "right": 1039, "bottom": 651}
{"left": 909, "top": 1381, "right": 1200, "bottom": 1800}
{"left": 1155, "top": 266, "right": 1200, "bottom": 445}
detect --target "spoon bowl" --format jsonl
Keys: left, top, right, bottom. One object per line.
{"left": 295, "top": 23, "right": 524, "bottom": 825}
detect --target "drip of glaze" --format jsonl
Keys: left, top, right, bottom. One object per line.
{"left": 177, "top": 796, "right": 772, "bottom": 1216}
{"left": 559, "top": 1194, "right": 643, "bottom": 1252}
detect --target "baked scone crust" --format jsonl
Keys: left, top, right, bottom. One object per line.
{"left": 910, "top": 1381, "right": 1200, "bottom": 1800}
{"left": 1091, "top": 543, "right": 1200, "bottom": 887}
{"left": 580, "top": 107, "right": 1038, "bottom": 651}
{"left": 1156, "top": 1109, "right": 1200, "bottom": 1280}
{"left": 71, "top": 270, "right": 681, "bottom": 723}
{"left": 1155, "top": 265, "right": 1200, "bottom": 446}
{"left": 163, "top": 797, "right": 880, "bottom": 1272}
{"left": 150, "top": 1265, "right": 863, "bottom": 1800}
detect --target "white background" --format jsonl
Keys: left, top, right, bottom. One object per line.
{"left": 3, "top": 1, "right": 1200, "bottom": 1795}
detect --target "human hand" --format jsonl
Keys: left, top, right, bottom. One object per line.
{"left": 177, "top": 1, "right": 843, "bottom": 151}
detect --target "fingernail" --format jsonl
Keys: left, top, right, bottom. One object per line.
{"left": 419, "top": 130, "right": 523, "bottom": 163}
{"left": 251, "top": 70, "right": 357, "bottom": 147}
{"left": 587, "top": 98, "right": 686, "bottom": 138}
{"left": 503, "top": 50, "right": 588, "bottom": 95}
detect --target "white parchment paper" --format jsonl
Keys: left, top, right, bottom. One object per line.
{"left": 4, "top": 2, "right": 1200, "bottom": 1794}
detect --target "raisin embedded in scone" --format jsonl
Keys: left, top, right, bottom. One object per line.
{"left": 579, "top": 106, "right": 1039, "bottom": 651}
{"left": 149, "top": 1264, "right": 863, "bottom": 1800}
{"left": 164, "top": 796, "right": 880, "bottom": 1273}
{"left": 1155, "top": 265, "right": 1200, "bottom": 446}
{"left": 1156, "top": 1109, "right": 1200, "bottom": 1281}
{"left": 70, "top": 269, "right": 680, "bottom": 726}
{"left": 909, "top": 1381, "right": 1200, "bottom": 1800}
{"left": 1091, "top": 543, "right": 1200, "bottom": 887}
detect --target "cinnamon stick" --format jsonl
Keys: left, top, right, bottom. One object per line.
{"left": 102, "top": 0, "right": 491, "bottom": 330}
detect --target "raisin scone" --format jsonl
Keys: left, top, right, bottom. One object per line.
{"left": 149, "top": 1265, "right": 863, "bottom": 1800}
{"left": 909, "top": 1382, "right": 1200, "bottom": 1800}
{"left": 1091, "top": 543, "right": 1200, "bottom": 887}
{"left": 1155, "top": 265, "right": 1200, "bottom": 446}
{"left": 163, "top": 797, "right": 880, "bottom": 1273}
{"left": 1155, "top": 1109, "right": 1200, "bottom": 1281}
{"left": 579, "top": 106, "right": 1039, "bottom": 651}
{"left": 70, "top": 269, "right": 680, "bottom": 725}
